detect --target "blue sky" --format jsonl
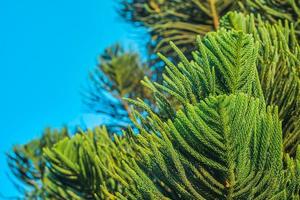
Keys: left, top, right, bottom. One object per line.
{"left": 0, "top": 0, "right": 145, "bottom": 197}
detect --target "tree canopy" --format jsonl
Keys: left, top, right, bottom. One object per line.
{"left": 6, "top": 1, "right": 300, "bottom": 199}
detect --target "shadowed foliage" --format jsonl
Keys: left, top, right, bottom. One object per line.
{"left": 119, "top": 0, "right": 300, "bottom": 64}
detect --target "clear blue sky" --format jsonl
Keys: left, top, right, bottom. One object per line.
{"left": 0, "top": 0, "right": 145, "bottom": 197}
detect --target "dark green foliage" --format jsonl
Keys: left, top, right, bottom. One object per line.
{"left": 7, "top": 128, "right": 69, "bottom": 199}
{"left": 119, "top": 0, "right": 235, "bottom": 62}
{"left": 240, "top": 0, "right": 300, "bottom": 25}
{"left": 221, "top": 11, "right": 300, "bottom": 156}
{"left": 284, "top": 146, "right": 300, "bottom": 198}
{"left": 119, "top": 0, "right": 300, "bottom": 62}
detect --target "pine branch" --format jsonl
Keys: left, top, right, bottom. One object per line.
{"left": 220, "top": 11, "right": 300, "bottom": 156}
{"left": 43, "top": 127, "right": 135, "bottom": 199}
{"left": 119, "top": 0, "right": 300, "bottom": 66}
{"left": 119, "top": 29, "right": 300, "bottom": 199}
{"left": 35, "top": 18, "right": 300, "bottom": 200}
{"left": 7, "top": 128, "right": 69, "bottom": 199}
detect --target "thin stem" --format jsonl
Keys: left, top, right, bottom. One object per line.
{"left": 122, "top": 100, "right": 134, "bottom": 122}
{"left": 209, "top": 0, "right": 219, "bottom": 29}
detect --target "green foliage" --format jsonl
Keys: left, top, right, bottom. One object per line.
{"left": 240, "top": 0, "right": 300, "bottom": 25}
{"left": 84, "top": 44, "right": 151, "bottom": 131}
{"left": 122, "top": 29, "right": 300, "bottom": 199}
{"left": 128, "top": 94, "right": 285, "bottom": 199}
{"left": 120, "top": 0, "right": 300, "bottom": 61}
{"left": 119, "top": 0, "right": 234, "bottom": 61}
{"left": 89, "top": 44, "right": 148, "bottom": 98}
{"left": 284, "top": 146, "right": 300, "bottom": 199}
{"left": 42, "top": 29, "right": 300, "bottom": 199}
{"left": 43, "top": 127, "right": 134, "bottom": 199}
{"left": 140, "top": 30, "right": 263, "bottom": 111}
{"left": 7, "top": 1, "right": 300, "bottom": 199}
{"left": 7, "top": 128, "right": 69, "bottom": 199}
{"left": 220, "top": 11, "right": 300, "bottom": 156}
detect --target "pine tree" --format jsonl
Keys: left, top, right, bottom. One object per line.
{"left": 6, "top": 1, "right": 300, "bottom": 199}
{"left": 36, "top": 15, "right": 300, "bottom": 199}
{"left": 120, "top": 0, "right": 300, "bottom": 156}
{"left": 117, "top": 28, "right": 300, "bottom": 199}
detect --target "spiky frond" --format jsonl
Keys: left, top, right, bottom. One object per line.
{"left": 139, "top": 29, "right": 263, "bottom": 119}
{"left": 43, "top": 127, "right": 135, "bottom": 199}
{"left": 121, "top": 30, "right": 300, "bottom": 199}
{"left": 220, "top": 11, "right": 300, "bottom": 156}
{"left": 126, "top": 94, "right": 286, "bottom": 199}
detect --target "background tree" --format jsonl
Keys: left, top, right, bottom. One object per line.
{"left": 120, "top": 0, "right": 300, "bottom": 61}
{"left": 83, "top": 44, "right": 152, "bottom": 132}
{"left": 7, "top": 128, "right": 69, "bottom": 199}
